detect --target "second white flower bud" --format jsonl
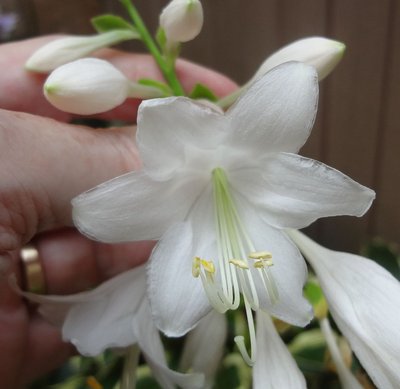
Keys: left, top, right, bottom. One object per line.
{"left": 44, "top": 58, "right": 131, "bottom": 115}
{"left": 44, "top": 58, "right": 164, "bottom": 115}
{"left": 160, "top": 0, "right": 204, "bottom": 43}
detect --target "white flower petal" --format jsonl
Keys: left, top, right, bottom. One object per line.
{"left": 236, "top": 196, "right": 312, "bottom": 326}
{"left": 19, "top": 266, "right": 147, "bottom": 356}
{"left": 254, "top": 311, "right": 306, "bottom": 389}
{"left": 134, "top": 300, "right": 205, "bottom": 389}
{"left": 73, "top": 171, "right": 203, "bottom": 242}
{"left": 230, "top": 153, "right": 375, "bottom": 230}
{"left": 226, "top": 62, "right": 318, "bottom": 154}
{"left": 180, "top": 310, "right": 227, "bottom": 388}
{"left": 148, "top": 221, "right": 212, "bottom": 337}
{"left": 137, "top": 97, "right": 226, "bottom": 179}
{"left": 289, "top": 230, "right": 400, "bottom": 389}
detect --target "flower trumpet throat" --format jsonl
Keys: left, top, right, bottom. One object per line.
{"left": 192, "top": 167, "right": 279, "bottom": 365}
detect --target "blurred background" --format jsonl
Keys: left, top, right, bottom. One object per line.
{"left": 1, "top": 0, "right": 399, "bottom": 253}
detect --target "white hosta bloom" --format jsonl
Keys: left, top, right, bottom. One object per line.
{"left": 253, "top": 37, "right": 345, "bottom": 83}
{"left": 289, "top": 230, "right": 400, "bottom": 389}
{"left": 160, "top": 0, "right": 204, "bottom": 42}
{"left": 253, "top": 312, "right": 306, "bottom": 389}
{"left": 44, "top": 58, "right": 162, "bottom": 115}
{"left": 18, "top": 265, "right": 204, "bottom": 389}
{"left": 73, "top": 62, "right": 374, "bottom": 364}
{"left": 25, "top": 30, "right": 139, "bottom": 73}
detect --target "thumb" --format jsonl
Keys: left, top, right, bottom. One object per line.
{"left": 0, "top": 108, "right": 137, "bottom": 252}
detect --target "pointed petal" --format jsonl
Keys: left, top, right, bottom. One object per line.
{"left": 19, "top": 266, "right": 147, "bottom": 356}
{"left": 137, "top": 97, "right": 226, "bottom": 179}
{"left": 236, "top": 196, "right": 312, "bottom": 326}
{"left": 72, "top": 171, "right": 203, "bottom": 242}
{"left": 134, "top": 300, "right": 205, "bottom": 389}
{"left": 148, "top": 221, "right": 212, "bottom": 337}
{"left": 226, "top": 62, "right": 318, "bottom": 154}
{"left": 254, "top": 311, "right": 306, "bottom": 389}
{"left": 230, "top": 153, "right": 375, "bottom": 229}
{"left": 180, "top": 310, "right": 227, "bottom": 388}
{"left": 289, "top": 230, "right": 400, "bottom": 389}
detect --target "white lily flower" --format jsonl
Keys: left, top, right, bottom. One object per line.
{"left": 17, "top": 265, "right": 204, "bottom": 389}
{"left": 253, "top": 311, "right": 306, "bottom": 388}
{"left": 25, "top": 30, "right": 139, "bottom": 73}
{"left": 160, "top": 0, "right": 204, "bottom": 42}
{"left": 44, "top": 58, "right": 163, "bottom": 115}
{"left": 180, "top": 310, "right": 227, "bottom": 388}
{"left": 73, "top": 62, "right": 374, "bottom": 364}
{"left": 288, "top": 229, "right": 400, "bottom": 389}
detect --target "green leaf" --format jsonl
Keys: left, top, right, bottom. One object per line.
{"left": 138, "top": 78, "right": 172, "bottom": 96}
{"left": 189, "top": 83, "right": 218, "bottom": 102}
{"left": 91, "top": 14, "right": 137, "bottom": 34}
{"left": 362, "top": 238, "right": 400, "bottom": 280}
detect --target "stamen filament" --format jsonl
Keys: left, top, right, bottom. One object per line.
{"left": 193, "top": 167, "right": 281, "bottom": 366}
{"left": 234, "top": 297, "right": 257, "bottom": 366}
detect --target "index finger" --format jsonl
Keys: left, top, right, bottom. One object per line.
{"left": 0, "top": 35, "right": 237, "bottom": 122}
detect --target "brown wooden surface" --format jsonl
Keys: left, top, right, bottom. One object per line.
{"left": 5, "top": 0, "right": 400, "bottom": 252}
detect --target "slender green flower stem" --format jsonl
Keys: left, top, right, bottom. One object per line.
{"left": 120, "top": 0, "right": 185, "bottom": 96}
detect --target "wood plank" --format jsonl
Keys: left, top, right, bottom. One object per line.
{"left": 182, "top": 0, "right": 280, "bottom": 84}
{"left": 33, "top": 0, "right": 100, "bottom": 35}
{"left": 318, "top": 0, "right": 391, "bottom": 251}
{"left": 371, "top": 0, "right": 400, "bottom": 244}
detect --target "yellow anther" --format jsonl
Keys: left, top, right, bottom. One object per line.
{"left": 201, "top": 259, "right": 215, "bottom": 274}
{"left": 192, "top": 257, "right": 201, "bottom": 278}
{"left": 254, "top": 259, "right": 274, "bottom": 268}
{"left": 249, "top": 251, "right": 272, "bottom": 260}
{"left": 229, "top": 259, "right": 249, "bottom": 269}
{"left": 193, "top": 257, "right": 215, "bottom": 276}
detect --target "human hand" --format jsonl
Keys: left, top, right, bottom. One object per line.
{"left": 0, "top": 35, "right": 236, "bottom": 388}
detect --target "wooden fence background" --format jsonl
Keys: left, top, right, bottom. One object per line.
{"left": 1, "top": 0, "right": 399, "bottom": 253}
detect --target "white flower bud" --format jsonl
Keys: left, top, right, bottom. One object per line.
{"left": 217, "top": 37, "right": 345, "bottom": 109}
{"left": 26, "top": 30, "right": 138, "bottom": 73}
{"left": 253, "top": 37, "right": 346, "bottom": 82}
{"left": 160, "top": 0, "right": 203, "bottom": 42}
{"left": 44, "top": 58, "right": 130, "bottom": 115}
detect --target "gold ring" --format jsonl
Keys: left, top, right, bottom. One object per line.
{"left": 20, "top": 244, "right": 46, "bottom": 294}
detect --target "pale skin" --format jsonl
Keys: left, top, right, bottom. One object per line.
{"left": 0, "top": 36, "right": 236, "bottom": 388}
